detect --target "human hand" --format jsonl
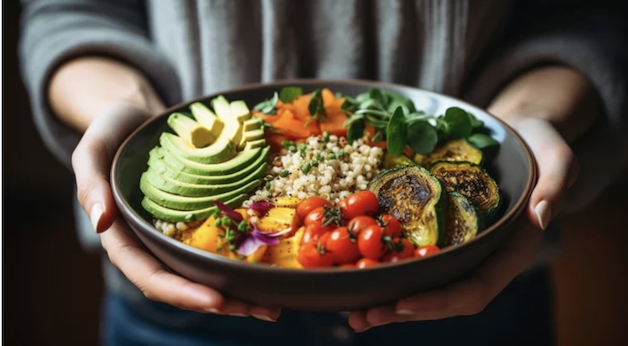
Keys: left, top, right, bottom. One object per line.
{"left": 348, "top": 66, "right": 589, "bottom": 332}
{"left": 72, "top": 102, "right": 280, "bottom": 321}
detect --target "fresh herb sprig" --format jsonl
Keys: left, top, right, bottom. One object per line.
{"left": 340, "top": 88, "right": 498, "bottom": 155}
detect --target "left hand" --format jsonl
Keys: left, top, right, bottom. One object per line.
{"left": 349, "top": 65, "right": 588, "bottom": 331}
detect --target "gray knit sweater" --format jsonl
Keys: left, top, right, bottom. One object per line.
{"left": 19, "top": 0, "right": 628, "bottom": 297}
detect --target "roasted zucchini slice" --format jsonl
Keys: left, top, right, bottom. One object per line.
{"left": 444, "top": 192, "right": 482, "bottom": 247}
{"left": 413, "top": 139, "right": 483, "bottom": 167}
{"left": 368, "top": 165, "right": 446, "bottom": 247}
{"left": 429, "top": 161, "right": 501, "bottom": 216}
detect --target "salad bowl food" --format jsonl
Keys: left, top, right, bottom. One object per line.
{"left": 111, "top": 79, "right": 536, "bottom": 311}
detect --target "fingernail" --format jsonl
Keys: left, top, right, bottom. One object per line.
{"left": 396, "top": 309, "right": 415, "bottom": 316}
{"left": 205, "top": 308, "right": 220, "bottom": 314}
{"left": 535, "top": 200, "right": 551, "bottom": 230}
{"left": 90, "top": 203, "right": 104, "bottom": 232}
{"left": 228, "top": 313, "right": 248, "bottom": 317}
{"left": 252, "top": 314, "right": 276, "bottom": 322}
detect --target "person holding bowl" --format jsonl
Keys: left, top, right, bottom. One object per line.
{"left": 19, "top": 0, "right": 627, "bottom": 345}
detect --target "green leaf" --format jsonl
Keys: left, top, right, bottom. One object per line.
{"left": 344, "top": 113, "right": 364, "bottom": 127}
{"left": 443, "top": 107, "right": 472, "bottom": 138}
{"left": 308, "top": 89, "right": 326, "bottom": 120}
{"left": 364, "top": 115, "right": 389, "bottom": 129}
{"left": 358, "top": 98, "right": 386, "bottom": 112}
{"left": 466, "top": 111, "right": 484, "bottom": 129}
{"left": 386, "top": 107, "right": 408, "bottom": 155}
{"left": 341, "top": 98, "right": 357, "bottom": 113}
{"left": 253, "top": 92, "right": 279, "bottom": 115}
{"left": 466, "top": 133, "right": 499, "bottom": 149}
{"left": 407, "top": 120, "right": 438, "bottom": 155}
{"left": 347, "top": 120, "right": 366, "bottom": 144}
{"left": 369, "top": 88, "right": 389, "bottom": 108}
{"left": 356, "top": 92, "right": 371, "bottom": 103}
{"left": 279, "top": 86, "right": 303, "bottom": 103}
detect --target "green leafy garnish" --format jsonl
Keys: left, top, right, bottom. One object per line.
{"left": 407, "top": 120, "right": 438, "bottom": 155}
{"left": 386, "top": 107, "right": 408, "bottom": 155}
{"left": 466, "top": 133, "right": 499, "bottom": 149}
{"left": 253, "top": 92, "right": 279, "bottom": 114}
{"left": 307, "top": 89, "right": 327, "bottom": 125}
{"left": 347, "top": 120, "right": 366, "bottom": 144}
{"left": 279, "top": 86, "right": 303, "bottom": 103}
{"left": 442, "top": 107, "right": 472, "bottom": 138}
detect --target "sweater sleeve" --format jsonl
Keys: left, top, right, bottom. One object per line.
{"left": 19, "top": 0, "right": 182, "bottom": 169}
{"left": 463, "top": 6, "right": 628, "bottom": 212}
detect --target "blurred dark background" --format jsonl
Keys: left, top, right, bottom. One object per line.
{"left": 3, "top": 1, "right": 627, "bottom": 345}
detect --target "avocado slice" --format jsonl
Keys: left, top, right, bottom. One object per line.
{"left": 190, "top": 102, "right": 224, "bottom": 138}
{"left": 243, "top": 117, "right": 263, "bottom": 131}
{"left": 230, "top": 100, "right": 252, "bottom": 123}
{"left": 211, "top": 96, "right": 243, "bottom": 145}
{"left": 148, "top": 146, "right": 270, "bottom": 184}
{"left": 160, "top": 133, "right": 237, "bottom": 164}
{"left": 245, "top": 139, "right": 267, "bottom": 150}
{"left": 152, "top": 146, "right": 265, "bottom": 176}
{"left": 140, "top": 176, "right": 261, "bottom": 211}
{"left": 237, "top": 128, "right": 266, "bottom": 151}
{"left": 142, "top": 194, "right": 245, "bottom": 222}
{"left": 167, "top": 112, "right": 216, "bottom": 148}
{"left": 145, "top": 161, "right": 267, "bottom": 197}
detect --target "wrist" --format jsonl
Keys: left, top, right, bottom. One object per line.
{"left": 49, "top": 56, "right": 165, "bottom": 133}
{"left": 487, "top": 65, "right": 600, "bottom": 143}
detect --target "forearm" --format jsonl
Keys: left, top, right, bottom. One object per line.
{"left": 487, "top": 65, "right": 601, "bottom": 144}
{"left": 49, "top": 57, "right": 165, "bottom": 133}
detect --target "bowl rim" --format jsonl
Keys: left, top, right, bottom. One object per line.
{"left": 111, "top": 78, "right": 537, "bottom": 275}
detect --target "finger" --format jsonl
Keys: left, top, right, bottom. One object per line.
{"left": 101, "top": 219, "right": 224, "bottom": 312}
{"left": 72, "top": 103, "right": 153, "bottom": 233}
{"left": 396, "top": 220, "right": 542, "bottom": 317}
{"left": 249, "top": 306, "right": 282, "bottom": 322}
{"left": 513, "top": 118, "right": 579, "bottom": 229}
{"left": 347, "top": 310, "right": 371, "bottom": 332}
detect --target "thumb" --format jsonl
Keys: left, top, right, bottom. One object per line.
{"left": 72, "top": 103, "right": 156, "bottom": 233}
{"left": 513, "top": 118, "right": 579, "bottom": 230}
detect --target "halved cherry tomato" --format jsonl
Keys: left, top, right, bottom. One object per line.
{"left": 338, "top": 191, "right": 379, "bottom": 220}
{"left": 303, "top": 207, "right": 340, "bottom": 234}
{"left": 358, "top": 224, "right": 386, "bottom": 260}
{"left": 326, "top": 227, "right": 361, "bottom": 265}
{"left": 297, "top": 233, "right": 334, "bottom": 268}
{"left": 356, "top": 258, "right": 379, "bottom": 269}
{"left": 383, "top": 238, "right": 415, "bottom": 263}
{"left": 378, "top": 214, "right": 402, "bottom": 238}
{"left": 297, "top": 197, "right": 332, "bottom": 219}
{"left": 414, "top": 245, "right": 440, "bottom": 259}
{"left": 347, "top": 216, "right": 378, "bottom": 239}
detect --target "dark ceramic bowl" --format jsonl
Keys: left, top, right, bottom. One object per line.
{"left": 111, "top": 79, "right": 536, "bottom": 311}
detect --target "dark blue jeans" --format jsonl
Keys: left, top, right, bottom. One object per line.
{"left": 102, "top": 268, "right": 552, "bottom": 346}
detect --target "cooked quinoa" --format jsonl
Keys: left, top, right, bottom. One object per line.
{"left": 153, "top": 219, "right": 202, "bottom": 238}
{"left": 244, "top": 135, "right": 383, "bottom": 206}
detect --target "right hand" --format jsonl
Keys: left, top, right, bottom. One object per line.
{"left": 72, "top": 102, "right": 280, "bottom": 321}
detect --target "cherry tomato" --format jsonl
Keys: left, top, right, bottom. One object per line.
{"left": 383, "top": 238, "right": 415, "bottom": 263}
{"left": 297, "top": 233, "right": 334, "bottom": 268}
{"left": 303, "top": 207, "right": 339, "bottom": 234}
{"left": 356, "top": 258, "right": 379, "bottom": 269}
{"left": 338, "top": 191, "right": 379, "bottom": 220}
{"left": 347, "top": 216, "right": 378, "bottom": 239}
{"left": 326, "top": 227, "right": 361, "bottom": 265}
{"left": 357, "top": 224, "right": 386, "bottom": 260}
{"left": 301, "top": 223, "right": 326, "bottom": 244}
{"left": 297, "top": 197, "right": 332, "bottom": 219}
{"left": 414, "top": 245, "right": 440, "bottom": 259}
{"left": 378, "top": 214, "right": 402, "bottom": 238}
